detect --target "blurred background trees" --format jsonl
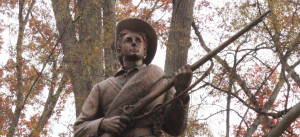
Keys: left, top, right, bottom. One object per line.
{"left": 0, "top": 0, "right": 299, "bottom": 136}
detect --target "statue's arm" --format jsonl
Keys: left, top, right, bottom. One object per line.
{"left": 74, "top": 83, "right": 104, "bottom": 137}
{"left": 161, "top": 65, "right": 192, "bottom": 135}
{"left": 162, "top": 87, "right": 190, "bottom": 136}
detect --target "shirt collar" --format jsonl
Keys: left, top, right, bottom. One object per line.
{"left": 114, "top": 64, "right": 147, "bottom": 77}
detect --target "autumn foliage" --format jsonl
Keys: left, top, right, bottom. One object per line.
{"left": 0, "top": 0, "right": 299, "bottom": 136}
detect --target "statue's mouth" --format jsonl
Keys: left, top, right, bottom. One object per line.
{"left": 130, "top": 49, "right": 139, "bottom": 52}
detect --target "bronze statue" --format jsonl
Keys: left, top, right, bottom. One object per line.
{"left": 74, "top": 18, "right": 192, "bottom": 137}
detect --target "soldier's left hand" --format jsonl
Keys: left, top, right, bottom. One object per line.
{"left": 174, "top": 65, "right": 193, "bottom": 97}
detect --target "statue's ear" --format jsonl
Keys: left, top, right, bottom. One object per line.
{"left": 117, "top": 48, "right": 121, "bottom": 53}
{"left": 116, "top": 48, "right": 122, "bottom": 57}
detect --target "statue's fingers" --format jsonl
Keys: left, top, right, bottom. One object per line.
{"left": 114, "top": 124, "right": 126, "bottom": 136}
{"left": 174, "top": 71, "right": 178, "bottom": 76}
{"left": 109, "top": 125, "right": 121, "bottom": 135}
{"left": 185, "top": 64, "right": 192, "bottom": 72}
{"left": 183, "top": 66, "right": 192, "bottom": 77}
{"left": 119, "top": 115, "right": 131, "bottom": 124}
{"left": 118, "top": 122, "right": 127, "bottom": 132}
{"left": 178, "top": 67, "right": 183, "bottom": 74}
{"left": 182, "top": 66, "right": 187, "bottom": 73}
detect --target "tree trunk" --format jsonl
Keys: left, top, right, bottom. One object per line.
{"left": 51, "top": 0, "right": 117, "bottom": 117}
{"left": 164, "top": 0, "right": 195, "bottom": 75}
{"left": 164, "top": 0, "right": 195, "bottom": 136}
{"left": 51, "top": 0, "right": 80, "bottom": 116}
{"left": 8, "top": 0, "right": 25, "bottom": 134}
{"left": 8, "top": 0, "right": 35, "bottom": 136}
{"left": 72, "top": 0, "right": 103, "bottom": 117}
{"left": 29, "top": 67, "right": 68, "bottom": 137}
{"left": 77, "top": 0, "right": 103, "bottom": 85}
{"left": 226, "top": 77, "right": 233, "bottom": 137}
{"left": 103, "top": 0, "right": 118, "bottom": 78}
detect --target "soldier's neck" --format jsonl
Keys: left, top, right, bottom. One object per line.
{"left": 123, "top": 59, "right": 143, "bottom": 70}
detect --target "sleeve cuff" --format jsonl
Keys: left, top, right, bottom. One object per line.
{"left": 88, "top": 118, "right": 103, "bottom": 136}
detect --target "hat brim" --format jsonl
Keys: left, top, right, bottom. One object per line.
{"left": 116, "top": 18, "right": 157, "bottom": 65}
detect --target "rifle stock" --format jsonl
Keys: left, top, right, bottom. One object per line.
{"left": 101, "top": 10, "right": 271, "bottom": 137}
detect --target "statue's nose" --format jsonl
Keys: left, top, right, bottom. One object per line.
{"left": 132, "top": 43, "right": 137, "bottom": 47}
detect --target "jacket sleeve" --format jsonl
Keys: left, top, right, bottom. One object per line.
{"left": 162, "top": 85, "right": 190, "bottom": 136}
{"left": 74, "top": 83, "right": 104, "bottom": 137}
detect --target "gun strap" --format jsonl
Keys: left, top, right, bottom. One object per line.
{"left": 107, "top": 77, "right": 122, "bottom": 91}
{"left": 104, "top": 64, "right": 165, "bottom": 117}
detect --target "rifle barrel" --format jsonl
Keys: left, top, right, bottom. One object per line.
{"left": 191, "top": 10, "right": 271, "bottom": 71}
{"left": 130, "top": 10, "right": 271, "bottom": 116}
{"left": 101, "top": 10, "right": 271, "bottom": 137}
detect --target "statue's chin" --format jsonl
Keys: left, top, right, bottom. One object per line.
{"left": 124, "top": 54, "right": 143, "bottom": 62}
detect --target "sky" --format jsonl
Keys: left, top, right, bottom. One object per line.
{"left": 2, "top": 0, "right": 299, "bottom": 136}
{"left": 0, "top": 0, "right": 222, "bottom": 136}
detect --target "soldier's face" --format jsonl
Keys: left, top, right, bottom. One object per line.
{"left": 120, "top": 32, "right": 147, "bottom": 61}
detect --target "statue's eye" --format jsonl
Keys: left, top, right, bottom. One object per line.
{"left": 136, "top": 38, "right": 142, "bottom": 43}
{"left": 126, "top": 37, "right": 132, "bottom": 42}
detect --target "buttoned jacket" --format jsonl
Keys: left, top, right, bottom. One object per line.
{"left": 74, "top": 64, "right": 189, "bottom": 137}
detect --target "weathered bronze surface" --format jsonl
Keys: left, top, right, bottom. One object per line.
{"left": 74, "top": 18, "right": 192, "bottom": 137}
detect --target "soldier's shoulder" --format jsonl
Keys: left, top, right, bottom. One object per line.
{"left": 147, "top": 64, "right": 164, "bottom": 72}
{"left": 94, "top": 77, "right": 116, "bottom": 87}
{"left": 148, "top": 64, "right": 162, "bottom": 69}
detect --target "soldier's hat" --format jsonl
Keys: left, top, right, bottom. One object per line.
{"left": 116, "top": 18, "right": 157, "bottom": 65}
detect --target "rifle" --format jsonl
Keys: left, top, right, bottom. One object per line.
{"left": 101, "top": 10, "right": 271, "bottom": 137}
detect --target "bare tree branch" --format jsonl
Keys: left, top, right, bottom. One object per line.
{"left": 267, "top": 101, "right": 300, "bottom": 137}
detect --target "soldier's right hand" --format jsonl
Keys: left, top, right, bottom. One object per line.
{"left": 99, "top": 116, "right": 131, "bottom": 135}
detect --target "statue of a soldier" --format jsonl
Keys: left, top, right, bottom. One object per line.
{"left": 74, "top": 18, "right": 192, "bottom": 137}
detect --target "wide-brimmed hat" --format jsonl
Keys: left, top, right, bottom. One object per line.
{"left": 116, "top": 18, "right": 157, "bottom": 65}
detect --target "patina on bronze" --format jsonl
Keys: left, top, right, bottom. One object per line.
{"left": 74, "top": 10, "right": 271, "bottom": 136}
{"left": 104, "top": 10, "right": 272, "bottom": 125}
{"left": 74, "top": 18, "right": 192, "bottom": 137}
{"left": 121, "top": 10, "right": 272, "bottom": 120}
